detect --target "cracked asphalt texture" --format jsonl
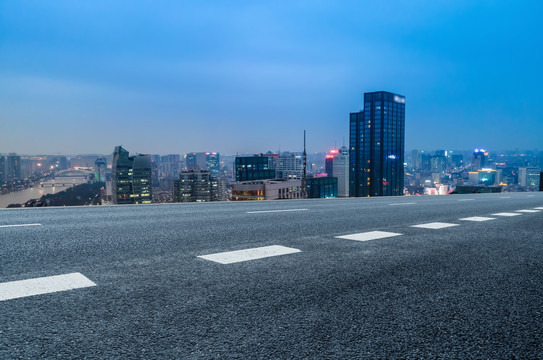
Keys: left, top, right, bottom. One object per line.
{"left": 1, "top": 192, "right": 542, "bottom": 359}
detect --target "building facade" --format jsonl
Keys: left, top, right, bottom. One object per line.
{"left": 205, "top": 153, "right": 220, "bottom": 177}
{"left": 6, "top": 153, "right": 21, "bottom": 181}
{"left": 307, "top": 176, "right": 338, "bottom": 198}
{"left": 94, "top": 156, "right": 107, "bottom": 182}
{"left": 277, "top": 152, "right": 302, "bottom": 179}
{"left": 173, "top": 170, "right": 220, "bottom": 202}
{"left": 0, "top": 155, "right": 5, "bottom": 184}
{"left": 325, "top": 147, "right": 349, "bottom": 197}
{"left": 469, "top": 169, "right": 497, "bottom": 186}
{"left": 349, "top": 91, "right": 405, "bottom": 197}
{"left": 471, "top": 149, "right": 488, "bottom": 171}
{"left": 231, "top": 179, "right": 302, "bottom": 201}
{"left": 235, "top": 154, "right": 277, "bottom": 182}
{"left": 519, "top": 167, "right": 541, "bottom": 188}
{"left": 112, "top": 146, "right": 152, "bottom": 204}
{"left": 184, "top": 152, "right": 207, "bottom": 171}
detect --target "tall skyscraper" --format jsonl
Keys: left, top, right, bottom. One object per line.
{"left": 205, "top": 152, "right": 220, "bottom": 177}
{"left": 349, "top": 91, "right": 405, "bottom": 197}
{"left": 94, "top": 156, "right": 107, "bottom": 182}
{"left": 472, "top": 149, "right": 488, "bottom": 170}
{"left": 6, "top": 153, "right": 21, "bottom": 181}
{"left": 411, "top": 149, "right": 421, "bottom": 170}
{"left": 0, "top": 155, "right": 5, "bottom": 184}
{"left": 160, "top": 154, "right": 181, "bottom": 179}
{"left": 112, "top": 146, "right": 152, "bottom": 204}
{"left": 325, "top": 147, "right": 349, "bottom": 197}
{"left": 325, "top": 149, "right": 338, "bottom": 176}
{"left": 184, "top": 152, "right": 207, "bottom": 171}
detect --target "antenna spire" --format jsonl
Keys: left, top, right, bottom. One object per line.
{"left": 302, "top": 130, "right": 307, "bottom": 199}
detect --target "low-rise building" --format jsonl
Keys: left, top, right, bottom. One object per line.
{"left": 307, "top": 176, "right": 337, "bottom": 198}
{"left": 231, "top": 179, "right": 302, "bottom": 201}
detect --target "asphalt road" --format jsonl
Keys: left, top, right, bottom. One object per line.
{"left": 1, "top": 192, "right": 542, "bottom": 359}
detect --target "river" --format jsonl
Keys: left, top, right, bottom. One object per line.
{"left": 0, "top": 177, "right": 88, "bottom": 208}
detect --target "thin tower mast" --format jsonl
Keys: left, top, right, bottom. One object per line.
{"left": 302, "top": 130, "right": 307, "bottom": 199}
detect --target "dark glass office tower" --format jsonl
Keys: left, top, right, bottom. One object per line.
{"left": 235, "top": 154, "right": 277, "bottom": 181}
{"left": 112, "top": 146, "right": 152, "bottom": 204}
{"left": 349, "top": 91, "right": 405, "bottom": 197}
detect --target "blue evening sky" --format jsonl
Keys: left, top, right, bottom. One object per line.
{"left": 1, "top": 1, "right": 542, "bottom": 155}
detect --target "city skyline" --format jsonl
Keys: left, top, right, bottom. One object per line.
{"left": 1, "top": 1, "right": 542, "bottom": 154}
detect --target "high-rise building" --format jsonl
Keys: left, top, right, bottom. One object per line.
{"left": 6, "top": 153, "right": 21, "bottom": 181}
{"left": 277, "top": 152, "right": 302, "bottom": 179}
{"left": 173, "top": 169, "right": 219, "bottom": 202}
{"left": 325, "top": 150, "right": 337, "bottom": 176}
{"left": 430, "top": 154, "right": 447, "bottom": 174}
{"left": 325, "top": 147, "right": 349, "bottom": 197}
{"left": 112, "top": 146, "right": 152, "bottom": 204}
{"left": 518, "top": 167, "right": 541, "bottom": 188}
{"left": 49, "top": 156, "right": 69, "bottom": 171}
{"left": 235, "top": 154, "right": 277, "bottom": 181}
{"left": 205, "top": 152, "right": 220, "bottom": 177}
{"left": 420, "top": 152, "right": 431, "bottom": 171}
{"left": 349, "top": 91, "right": 405, "bottom": 197}
{"left": 0, "top": 155, "right": 5, "bottom": 184}
{"left": 472, "top": 149, "right": 488, "bottom": 170}
{"left": 184, "top": 152, "right": 207, "bottom": 171}
{"left": 160, "top": 154, "right": 181, "bottom": 180}
{"left": 451, "top": 154, "right": 464, "bottom": 168}
{"left": 411, "top": 149, "right": 421, "bottom": 170}
{"left": 94, "top": 156, "right": 107, "bottom": 182}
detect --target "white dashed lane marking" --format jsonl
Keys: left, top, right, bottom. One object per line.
{"left": 458, "top": 199, "right": 475, "bottom": 202}
{"left": 492, "top": 212, "right": 522, "bottom": 217}
{"left": 516, "top": 209, "right": 540, "bottom": 213}
{"left": 335, "top": 231, "right": 403, "bottom": 242}
{"left": 198, "top": 245, "right": 301, "bottom": 264}
{"left": 389, "top": 202, "right": 416, "bottom": 206}
{"left": 0, "top": 273, "right": 96, "bottom": 302}
{"left": 459, "top": 216, "right": 496, "bottom": 222}
{"left": 246, "top": 209, "right": 308, "bottom": 214}
{"left": 500, "top": 196, "right": 511, "bottom": 199}
{"left": 0, "top": 224, "right": 42, "bottom": 228}
{"left": 534, "top": 207, "right": 543, "bottom": 210}
{"left": 411, "top": 222, "right": 459, "bottom": 230}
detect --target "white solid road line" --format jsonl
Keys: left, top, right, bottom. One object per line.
{"left": 458, "top": 199, "right": 475, "bottom": 202}
{"left": 0, "top": 223, "right": 42, "bottom": 228}
{"left": 492, "top": 212, "right": 522, "bottom": 217}
{"left": 335, "top": 231, "right": 403, "bottom": 242}
{"left": 246, "top": 209, "right": 308, "bottom": 214}
{"left": 389, "top": 202, "right": 416, "bottom": 206}
{"left": 411, "top": 222, "right": 459, "bottom": 230}
{"left": 198, "top": 245, "right": 301, "bottom": 264}
{"left": 516, "top": 209, "right": 540, "bottom": 213}
{"left": 459, "top": 216, "right": 496, "bottom": 222}
{"left": 0, "top": 273, "right": 96, "bottom": 302}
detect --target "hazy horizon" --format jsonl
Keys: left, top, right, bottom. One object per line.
{"left": 2, "top": 147, "right": 542, "bottom": 159}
